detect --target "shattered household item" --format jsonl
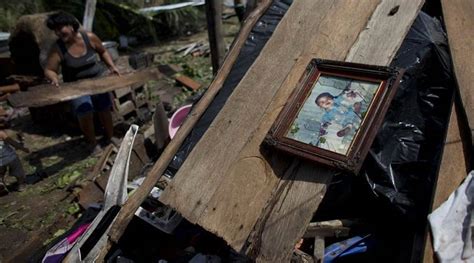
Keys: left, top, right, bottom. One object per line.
{"left": 134, "top": 186, "right": 183, "bottom": 234}
{"left": 64, "top": 125, "right": 139, "bottom": 262}
{"left": 41, "top": 223, "right": 91, "bottom": 263}
{"left": 428, "top": 171, "right": 474, "bottom": 263}
{"left": 169, "top": 104, "right": 192, "bottom": 139}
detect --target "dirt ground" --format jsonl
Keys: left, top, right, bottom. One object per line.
{"left": 0, "top": 14, "right": 240, "bottom": 262}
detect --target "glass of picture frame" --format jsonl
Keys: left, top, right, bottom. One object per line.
{"left": 265, "top": 59, "right": 404, "bottom": 173}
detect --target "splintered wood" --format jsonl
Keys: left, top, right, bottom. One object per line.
{"left": 160, "top": 0, "right": 424, "bottom": 261}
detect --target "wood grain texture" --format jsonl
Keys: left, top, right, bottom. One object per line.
{"left": 160, "top": 0, "right": 423, "bottom": 261}
{"left": 346, "top": 0, "right": 423, "bottom": 66}
{"left": 423, "top": 104, "right": 470, "bottom": 263}
{"left": 245, "top": 2, "right": 423, "bottom": 260}
{"left": 422, "top": 2, "right": 473, "bottom": 261}
{"left": 160, "top": 0, "right": 381, "bottom": 248}
{"left": 441, "top": 0, "right": 474, "bottom": 143}
{"left": 106, "top": 0, "right": 273, "bottom": 245}
{"left": 8, "top": 69, "right": 161, "bottom": 108}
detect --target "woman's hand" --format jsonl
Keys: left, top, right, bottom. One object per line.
{"left": 48, "top": 77, "right": 60, "bottom": 87}
{"left": 109, "top": 66, "right": 121, "bottom": 76}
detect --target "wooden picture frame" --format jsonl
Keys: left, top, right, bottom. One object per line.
{"left": 265, "top": 59, "right": 404, "bottom": 173}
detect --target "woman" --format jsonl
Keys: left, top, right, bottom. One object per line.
{"left": 44, "top": 11, "right": 119, "bottom": 154}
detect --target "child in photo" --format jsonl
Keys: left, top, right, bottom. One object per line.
{"left": 315, "top": 89, "right": 363, "bottom": 138}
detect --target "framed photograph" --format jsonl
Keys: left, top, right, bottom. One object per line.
{"left": 265, "top": 59, "right": 404, "bottom": 173}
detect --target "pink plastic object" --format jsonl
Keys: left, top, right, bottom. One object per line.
{"left": 169, "top": 104, "right": 192, "bottom": 139}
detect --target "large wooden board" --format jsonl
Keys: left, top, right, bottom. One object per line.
{"left": 422, "top": 0, "right": 473, "bottom": 261}
{"left": 8, "top": 69, "right": 161, "bottom": 108}
{"left": 161, "top": 1, "right": 424, "bottom": 260}
{"left": 441, "top": 0, "right": 474, "bottom": 143}
{"left": 244, "top": 1, "right": 424, "bottom": 261}
{"left": 161, "top": 0, "right": 378, "bottom": 247}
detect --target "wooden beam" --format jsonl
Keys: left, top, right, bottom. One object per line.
{"left": 423, "top": 102, "right": 470, "bottom": 263}
{"left": 423, "top": 1, "right": 473, "bottom": 261}
{"left": 206, "top": 0, "right": 225, "bottom": 75}
{"left": 8, "top": 69, "right": 162, "bottom": 108}
{"left": 440, "top": 0, "right": 474, "bottom": 144}
{"left": 160, "top": 1, "right": 423, "bottom": 261}
{"left": 104, "top": 0, "right": 273, "bottom": 247}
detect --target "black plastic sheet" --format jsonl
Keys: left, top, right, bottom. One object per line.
{"left": 363, "top": 11, "right": 453, "bottom": 220}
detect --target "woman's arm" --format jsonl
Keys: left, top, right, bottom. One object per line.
{"left": 87, "top": 32, "right": 120, "bottom": 75}
{"left": 44, "top": 47, "right": 62, "bottom": 86}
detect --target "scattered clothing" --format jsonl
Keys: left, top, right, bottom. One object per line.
{"left": 428, "top": 171, "right": 474, "bottom": 263}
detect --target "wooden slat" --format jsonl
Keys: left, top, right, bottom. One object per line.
{"left": 7, "top": 69, "right": 161, "bottom": 108}
{"left": 160, "top": 1, "right": 423, "bottom": 260}
{"left": 346, "top": 0, "right": 423, "bottom": 66}
{"left": 423, "top": 0, "right": 473, "bottom": 261}
{"left": 441, "top": 0, "right": 474, "bottom": 143}
{"left": 423, "top": 103, "right": 469, "bottom": 263}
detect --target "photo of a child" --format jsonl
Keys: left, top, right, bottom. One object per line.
{"left": 286, "top": 74, "right": 379, "bottom": 155}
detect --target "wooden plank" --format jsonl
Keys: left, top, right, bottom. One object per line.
{"left": 422, "top": 2, "right": 473, "bottom": 261}
{"left": 7, "top": 69, "right": 161, "bottom": 108}
{"left": 175, "top": 75, "right": 202, "bottom": 91}
{"left": 160, "top": 0, "right": 423, "bottom": 261}
{"left": 422, "top": 103, "right": 470, "bottom": 263}
{"left": 247, "top": 2, "right": 424, "bottom": 260}
{"left": 160, "top": 0, "right": 379, "bottom": 228}
{"left": 440, "top": 0, "right": 474, "bottom": 143}
{"left": 346, "top": 0, "right": 422, "bottom": 66}
{"left": 105, "top": 0, "right": 274, "bottom": 247}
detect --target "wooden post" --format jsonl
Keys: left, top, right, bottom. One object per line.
{"left": 206, "top": 0, "right": 225, "bottom": 75}
{"left": 83, "top": 0, "right": 97, "bottom": 31}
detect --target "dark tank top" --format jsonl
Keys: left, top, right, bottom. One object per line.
{"left": 56, "top": 31, "right": 105, "bottom": 82}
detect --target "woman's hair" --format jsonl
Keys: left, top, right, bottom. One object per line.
{"left": 315, "top": 92, "right": 334, "bottom": 106}
{"left": 46, "top": 11, "right": 80, "bottom": 32}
